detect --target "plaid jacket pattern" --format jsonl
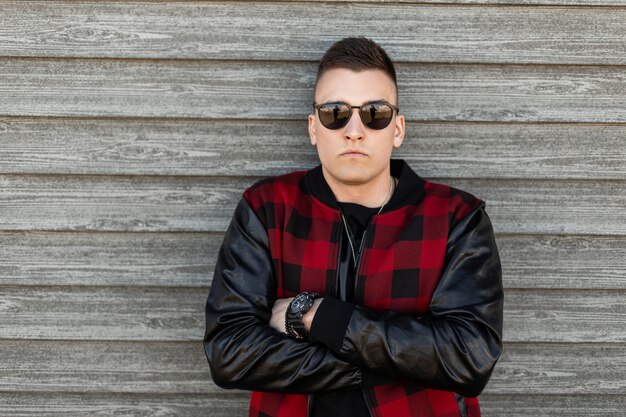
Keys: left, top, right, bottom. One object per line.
{"left": 241, "top": 164, "right": 488, "bottom": 417}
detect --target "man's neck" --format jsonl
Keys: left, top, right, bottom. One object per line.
{"left": 322, "top": 166, "right": 394, "bottom": 208}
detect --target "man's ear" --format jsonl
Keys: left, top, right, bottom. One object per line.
{"left": 308, "top": 114, "right": 317, "bottom": 146}
{"left": 393, "top": 114, "right": 405, "bottom": 148}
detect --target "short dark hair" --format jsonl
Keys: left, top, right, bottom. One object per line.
{"left": 314, "top": 37, "right": 397, "bottom": 98}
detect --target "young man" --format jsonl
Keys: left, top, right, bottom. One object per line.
{"left": 204, "top": 37, "right": 503, "bottom": 417}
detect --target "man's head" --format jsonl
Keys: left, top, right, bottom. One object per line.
{"left": 308, "top": 37, "right": 405, "bottom": 192}
{"left": 314, "top": 37, "right": 398, "bottom": 103}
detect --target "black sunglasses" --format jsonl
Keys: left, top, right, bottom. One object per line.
{"left": 313, "top": 101, "right": 399, "bottom": 130}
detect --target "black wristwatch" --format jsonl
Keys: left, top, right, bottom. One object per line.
{"left": 285, "top": 292, "right": 319, "bottom": 339}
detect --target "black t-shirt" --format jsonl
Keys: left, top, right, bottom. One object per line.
{"left": 311, "top": 201, "right": 379, "bottom": 417}
{"left": 306, "top": 167, "right": 412, "bottom": 417}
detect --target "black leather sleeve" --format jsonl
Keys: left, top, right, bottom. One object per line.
{"left": 203, "top": 197, "right": 363, "bottom": 393}
{"left": 315, "top": 204, "right": 504, "bottom": 398}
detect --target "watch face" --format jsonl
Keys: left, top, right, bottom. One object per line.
{"left": 291, "top": 294, "right": 312, "bottom": 313}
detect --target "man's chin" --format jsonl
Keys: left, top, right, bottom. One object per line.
{"left": 332, "top": 169, "right": 373, "bottom": 186}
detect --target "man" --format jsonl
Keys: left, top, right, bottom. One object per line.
{"left": 204, "top": 37, "right": 503, "bottom": 417}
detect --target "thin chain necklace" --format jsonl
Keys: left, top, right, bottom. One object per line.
{"left": 340, "top": 176, "right": 395, "bottom": 269}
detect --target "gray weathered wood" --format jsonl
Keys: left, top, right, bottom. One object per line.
{"left": 3, "top": 59, "right": 626, "bottom": 123}
{"left": 3, "top": 231, "right": 625, "bottom": 289}
{"left": 0, "top": 117, "right": 317, "bottom": 177}
{"left": 0, "top": 174, "right": 247, "bottom": 233}
{"left": 0, "top": 285, "right": 206, "bottom": 341}
{"left": 268, "top": 0, "right": 626, "bottom": 5}
{"left": 2, "top": 286, "right": 625, "bottom": 342}
{"left": 2, "top": 3, "right": 625, "bottom": 65}
{"left": 2, "top": 393, "right": 626, "bottom": 417}
{"left": 1, "top": 341, "right": 624, "bottom": 394}
{"left": 2, "top": 117, "right": 625, "bottom": 180}
{"left": 504, "top": 289, "right": 626, "bottom": 342}
{"left": 0, "top": 231, "right": 218, "bottom": 287}
{"left": 1, "top": 175, "right": 625, "bottom": 235}
{"left": 3, "top": 392, "right": 624, "bottom": 417}
{"left": 0, "top": 340, "right": 215, "bottom": 394}
{"left": 0, "top": 393, "right": 249, "bottom": 417}
{"left": 488, "top": 343, "right": 626, "bottom": 394}
{"left": 497, "top": 234, "right": 626, "bottom": 290}
{"left": 480, "top": 394, "right": 626, "bottom": 417}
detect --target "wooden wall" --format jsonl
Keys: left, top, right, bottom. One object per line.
{"left": 1, "top": 1, "right": 625, "bottom": 416}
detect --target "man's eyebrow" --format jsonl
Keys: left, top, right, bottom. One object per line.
{"left": 316, "top": 97, "right": 390, "bottom": 104}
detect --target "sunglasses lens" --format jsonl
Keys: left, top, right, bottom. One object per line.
{"left": 318, "top": 103, "right": 351, "bottom": 129}
{"left": 360, "top": 103, "right": 394, "bottom": 130}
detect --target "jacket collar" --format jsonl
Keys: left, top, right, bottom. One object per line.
{"left": 304, "top": 159, "right": 426, "bottom": 213}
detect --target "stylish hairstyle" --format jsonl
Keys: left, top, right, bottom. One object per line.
{"left": 314, "top": 37, "right": 397, "bottom": 98}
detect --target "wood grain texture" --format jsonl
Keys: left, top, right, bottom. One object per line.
{"left": 3, "top": 231, "right": 624, "bottom": 289}
{"left": 3, "top": 59, "right": 626, "bottom": 123}
{"left": 0, "top": 393, "right": 249, "bottom": 417}
{"left": 3, "top": 394, "right": 626, "bottom": 417}
{"left": 1, "top": 340, "right": 624, "bottom": 395}
{"left": 3, "top": 392, "right": 626, "bottom": 417}
{"left": 0, "top": 231, "right": 218, "bottom": 287}
{"left": 497, "top": 234, "right": 626, "bottom": 289}
{"left": 262, "top": 0, "right": 626, "bottom": 5}
{"left": 0, "top": 285, "right": 206, "bottom": 341}
{"left": 2, "top": 286, "right": 625, "bottom": 342}
{"left": 0, "top": 340, "right": 215, "bottom": 394}
{"left": 504, "top": 289, "right": 626, "bottom": 343}
{"left": 1, "top": 174, "right": 625, "bottom": 235}
{"left": 0, "top": 174, "right": 247, "bottom": 233}
{"left": 489, "top": 343, "right": 626, "bottom": 394}
{"left": 480, "top": 394, "right": 626, "bottom": 417}
{"left": 2, "top": 2, "right": 626, "bottom": 65}
{"left": 2, "top": 117, "right": 625, "bottom": 180}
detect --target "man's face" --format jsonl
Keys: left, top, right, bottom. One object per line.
{"left": 308, "top": 68, "right": 405, "bottom": 187}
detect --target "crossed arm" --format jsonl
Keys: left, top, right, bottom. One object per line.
{"left": 204, "top": 197, "right": 503, "bottom": 397}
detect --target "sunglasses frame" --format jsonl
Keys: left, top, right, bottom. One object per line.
{"left": 312, "top": 100, "right": 399, "bottom": 130}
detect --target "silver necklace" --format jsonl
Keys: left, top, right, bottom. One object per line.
{"left": 341, "top": 176, "right": 395, "bottom": 269}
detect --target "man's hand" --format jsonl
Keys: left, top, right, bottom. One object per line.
{"left": 269, "top": 298, "right": 292, "bottom": 333}
{"left": 270, "top": 297, "right": 323, "bottom": 334}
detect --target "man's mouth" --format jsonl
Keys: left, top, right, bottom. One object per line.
{"left": 341, "top": 150, "right": 367, "bottom": 157}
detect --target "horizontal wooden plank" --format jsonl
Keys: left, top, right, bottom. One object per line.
{"left": 0, "top": 340, "right": 215, "bottom": 394}
{"left": 0, "top": 117, "right": 318, "bottom": 176}
{"left": 4, "top": 392, "right": 626, "bottom": 417}
{"left": 0, "top": 285, "right": 206, "bottom": 341}
{"left": 488, "top": 343, "right": 626, "bottom": 394}
{"left": 497, "top": 234, "right": 626, "bottom": 289}
{"left": 2, "top": 117, "right": 625, "bottom": 180}
{"left": 1, "top": 174, "right": 625, "bottom": 235}
{"left": 0, "top": 392, "right": 249, "bottom": 417}
{"left": 267, "top": 0, "right": 626, "bottom": 5}
{"left": 1, "top": 286, "right": 625, "bottom": 342}
{"left": 0, "top": 174, "right": 247, "bottom": 233}
{"left": 3, "top": 59, "right": 626, "bottom": 123}
{"left": 2, "top": 3, "right": 626, "bottom": 65}
{"left": 0, "top": 231, "right": 219, "bottom": 287}
{"left": 3, "top": 231, "right": 624, "bottom": 289}
{"left": 504, "top": 289, "right": 626, "bottom": 342}
{"left": 480, "top": 394, "right": 626, "bottom": 417}
{"left": 1, "top": 340, "right": 624, "bottom": 395}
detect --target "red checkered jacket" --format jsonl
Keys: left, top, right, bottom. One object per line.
{"left": 205, "top": 160, "right": 503, "bottom": 417}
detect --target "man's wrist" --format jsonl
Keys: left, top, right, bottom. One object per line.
{"left": 302, "top": 298, "right": 323, "bottom": 331}
{"left": 285, "top": 292, "right": 319, "bottom": 339}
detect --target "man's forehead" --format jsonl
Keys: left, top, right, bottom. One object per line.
{"left": 314, "top": 68, "right": 397, "bottom": 103}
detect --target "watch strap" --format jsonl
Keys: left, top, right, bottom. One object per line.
{"left": 285, "top": 292, "right": 319, "bottom": 339}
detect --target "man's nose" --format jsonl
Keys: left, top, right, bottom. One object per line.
{"left": 344, "top": 109, "right": 365, "bottom": 141}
